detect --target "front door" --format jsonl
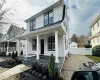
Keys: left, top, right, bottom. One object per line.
{"left": 41, "top": 39, "right": 44, "bottom": 54}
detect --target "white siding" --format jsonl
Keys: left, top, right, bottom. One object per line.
{"left": 27, "top": 34, "right": 64, "bottom": 57}
{"left": 91, "top": 19, "right": 100, "bottom": 35}
{"left": 36, "top": 15, "right": 44, "bottom": 29}
{"left": 27, "top": 5, "right": 63, "bottom": 31}
{"left": 54, "top": 5, "right": 63, "bottom": 22}
{"left": 91, "top": 36, "right": 100, "bottom": 47}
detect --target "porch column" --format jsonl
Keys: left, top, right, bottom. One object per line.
{"left": 55, "top": 31, "right": 59, "bottom": 63}
{"left": 36, "top": 35, "right": 40, "bottom": 60}
{"left": 7, "top": 42, "right": 9, "bottom": 55}
{"left": 17, "top": 40, "right": 20, "bottom": 56}
{"left": 26, "top": 38, "right": 28, "bottom": 57}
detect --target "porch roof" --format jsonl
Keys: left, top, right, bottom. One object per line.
{"left": 17, "top": 22, "right": 66, "bottom": 40}
{"left": 0, "top": 38, "right": 17, "bottom": 43}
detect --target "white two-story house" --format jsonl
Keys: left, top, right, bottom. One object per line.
{"left": 89, "top": 14, "right": 100, "bottom": 47}
{"left": 17, "top": 0, "right": 68, "bottom": 63}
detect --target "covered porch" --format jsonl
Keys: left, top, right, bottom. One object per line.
{"left": 0, "top": 41, "right": 16, "bottom": 54}
{"left": 18, "top": 25, "right": 66, "bottom": 63}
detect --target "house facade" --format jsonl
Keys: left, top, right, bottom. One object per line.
{"left": 89, "top": 15, "right": 100, "bottom": 47}
{"left": 17, "top": 0, "right": 68, "bottom": 63}
{"left": 0, "top": 24, "right": 26, "bottom": 55}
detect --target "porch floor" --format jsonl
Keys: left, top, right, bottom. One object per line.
{"left": 19, "top": 55, "right": 64, "bottom": 73}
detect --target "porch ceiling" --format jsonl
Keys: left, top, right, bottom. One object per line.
{"left": 17, "top": 23, "right": 66, "bottom": 40}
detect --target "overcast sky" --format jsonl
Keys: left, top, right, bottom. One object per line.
{"left": 4, "top": 0, "right": 100, "bottom": 36}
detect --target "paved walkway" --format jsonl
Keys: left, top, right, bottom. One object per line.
{"left": 61, "top": 55, "right": 93, "bottom": 80}
{"left": 0, "top": 64, "right": 31, "bottom": 80}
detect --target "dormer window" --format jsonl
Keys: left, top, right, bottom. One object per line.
{"left": 30, "top": 19, "right": 36, "bottom": 31}
{"left": 44, "top": 10, "right": 53, "bottom": 26}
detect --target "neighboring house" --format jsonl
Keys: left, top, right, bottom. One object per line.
{"left": 89, "top": 14, "right": 100, "bottom": 47}
{"left": 0, "top": 33, "right": 3, "bottom": 40}
{"left": 17, "top": 0, "right": 68, "bottom": 63}
{"left": 70, "top": 42, "right": 77, "bottom": 48}
{"left": 0, "top": 24, "right": 26, "bottom": 55}
{"left": 0, "top": 33, "right": 3, "bottom": 52}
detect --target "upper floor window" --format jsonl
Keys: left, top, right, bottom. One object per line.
{"left": 97, "top": 21, "right": 99, "bottom": 27}
{"left": 30, "top": 19, "right": 36, "bottom": 31}
{"left": 44, "top": 10, "right": 53, "bottom": 26}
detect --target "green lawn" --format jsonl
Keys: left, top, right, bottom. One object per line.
{"left": 86, "top": 55, "right": 100, "bottom": 62}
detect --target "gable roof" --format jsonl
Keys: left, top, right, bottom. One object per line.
{"left": 7, "top": 24, "right": 25, "bottom": 34}
{"left": 0, "top": 24, "right": 26, "bottom": 42}
{"left": 90, "top": 14, "right": 100, "bottom": 28}
{"left": 25, "top": 0, "right": 65, "bottom": 22}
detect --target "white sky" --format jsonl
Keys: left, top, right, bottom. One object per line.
{"left": 4, "top": 0, "right": 58, "bottom": 29}
{"left": 2, "top": 0, "right": 100, "bottom": 36}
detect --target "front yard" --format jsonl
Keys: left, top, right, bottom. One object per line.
{"left": 86, "top": 55, "right": 100, "bottom": 62}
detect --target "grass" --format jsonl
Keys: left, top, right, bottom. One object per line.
{"left": 86, "top": 55, "right": 100, "bottom": 62}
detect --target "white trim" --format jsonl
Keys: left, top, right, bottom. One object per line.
{"left": 36, "top": 35, "right": 40, "bottom": 59}
{"left": 55, "top": 31, "right": 59, "bottom": 63}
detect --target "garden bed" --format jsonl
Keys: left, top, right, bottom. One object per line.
{"left": 19, "top": 69, "right": 63, "bottom": 80}
{"left": 0, "top": 58, "right": 22, "bottom": 68}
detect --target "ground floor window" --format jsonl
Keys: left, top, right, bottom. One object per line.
{"left": 48, "top": 36, "right": 55, "bottom": 51}
{"left": 32, "top": 39, "right": 37, "bottom": 50}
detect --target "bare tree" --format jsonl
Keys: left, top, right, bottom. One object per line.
{"left": 0, "top": 0, "right": 17, "bottom": 33}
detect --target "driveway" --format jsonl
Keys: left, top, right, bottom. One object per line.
{"left": 61, "top": 55, "right": 93, "bottom": 80}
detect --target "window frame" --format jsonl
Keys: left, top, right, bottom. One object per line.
{"left": 30, "top": 19, "right": 36, "bottom": 31}
{"left": 44, "top": 10, "right": 53, "bottom": 26}
{"left": 48, "top": 36, "right": 55, "bottom": 51}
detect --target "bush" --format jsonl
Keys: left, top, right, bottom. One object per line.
{"left": 20, "top": 50, "right": 23, "bottom": 55}
{"left": 36, "top": 62, "right": 42, "bottom": 72}
{"left": 0, "top": 52, "right": 6, "bottom": 56}
{"left": 8, "top": 59, "right": 15, "bottom": 65}
{"left": 92, "top": 45, "right": 100, "bottom": 56}
{"left": 84, "top": 40, "right": 92, "bottom": 48}
{"left": 42, "top": 64, "right": 48, "bottom": 75}
{"left": 15, "top": 51, "right": 18, "bottom": 58}
{"left": 8, "top": 53, "right": 11, "bottom": 57}
{"left": 15, "top": 58, "right": 22, "bottom": 64}
{"left": 84, "top": 44, "right": 92, "bottom": 48}
{"left": 48, "top": 54, "right": 55, "bottom": 77}
{"left": 12, "top": 51, "right": 15, "bottom": 59}
{"left": 32, "top": 61, "right": 37, "bottom": 70}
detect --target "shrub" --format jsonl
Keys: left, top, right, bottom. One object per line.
{"left": 8, "top": 59, "right": 15, "bottom": 65}
{"left": 84, "top": 44, "right": 92, "bottom": 48}
{"left": 42, "top": 64, "right": 48, "bottom": 75}
{"left": 92, "top": 45, "right": 100, "bottom": 56}
{"left": 84, "top": 40, "right": 92, "bottom": 48}
{"left": 20, "top": 50, "right": 23, "bottom": 55}
{"left": 48, "top": 54, "right": 55, "bottom": 77}
{"left": 12, "top": 51, "right": 15, "bottom": 59}
{"left": 32, "top": 61, "right": 37, "bottom": 70}
{"left": 8, "top": 53, "right": 11, "bottom": 57}
{"left": 0, "top": 52, "right": 6, "bottom": 56}
{"left": 15, "top": 58, "right": 22, "bottom": 64}
{"left": 36, "top": 62, "right": 42, "bottom": 72}
{"left": 15, "top": 51, "right": 18, "bottom": 58}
